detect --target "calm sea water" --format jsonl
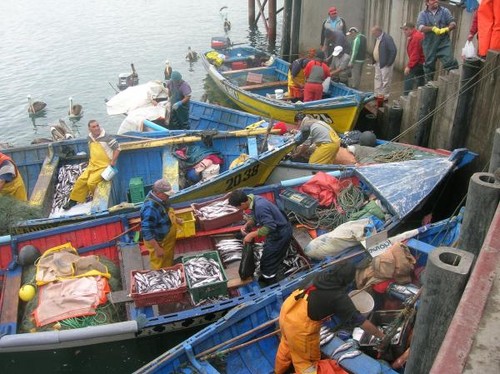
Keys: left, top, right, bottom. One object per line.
{"left": 0, "top": 1, "right": 281, "bottom": 372}
{"left": 0, "top": 0, "right": 281, "bottom": 147}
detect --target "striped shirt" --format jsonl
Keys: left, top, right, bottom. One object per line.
{"left": 88, "top": 129, "right": 120, "bottom": 160}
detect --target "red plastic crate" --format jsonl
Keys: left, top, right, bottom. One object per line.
{"left": 130, "top": 264, "right": 187, "bottom": 307}
{"left": 231, "top": 61, "right": 248, "bottom": 70}
{"left": 192, "top": 195, "right": 244, "bottom": 232}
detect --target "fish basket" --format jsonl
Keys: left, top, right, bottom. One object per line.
{"left": 191, "top": 195, "right": 244, "bottom": 231}
{"left": 130, "top": 264, "right": 187, "bottom": 307}
{"left": 182, "top": 251, "right": 228, "bottom": 304}
{"left": 129, "top": 177, "right": 145, "bottom": 203}
{"left": 175, "top": 209, "right": 196, "bottom": 239}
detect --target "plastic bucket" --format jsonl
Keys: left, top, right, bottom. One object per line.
{"left": 275, "top": 89, "right": 284, "bottom": 99}
{"left": 348, "top": 290, "right": 375, "bottom": 317}
{"left": 101, "top": 165, "right": 118, "bottom": 181}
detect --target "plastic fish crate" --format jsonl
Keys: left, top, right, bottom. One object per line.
{"left": 130, "top": 264, "right": 187, "bottom": 307}
{"left": 175, "top": 209, "right": 196, "bottom": 239}
{"left": 129, "top": 177, "right": 145, "bottom": 203}
{"left": 279, "top": 188, "right": 318, "bottom": 219}
{"left": 182, "top": 251, "right": 228, "bottom": 304}
{"left": 192, "top": 195, "right": 244, "bottom": 231}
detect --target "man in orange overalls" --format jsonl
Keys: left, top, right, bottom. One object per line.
{"left": 275, "top": 264, "right": 384, "bottom": 374}
{"left": 63, "top": 120, "right": 120, "bottom": 210}
{"left": 0, "top": 151, "right": 27, "bottom": 201}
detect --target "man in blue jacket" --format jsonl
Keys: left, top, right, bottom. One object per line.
{"left": 371, "top": 25, "right": 397, "bottom": 100}
{"left": 228, "top": 189, "right": 292, "bottom": 285}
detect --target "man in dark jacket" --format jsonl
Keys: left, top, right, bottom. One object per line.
{"left": 371, "top": 25, "right": 397, "bottom": 100}
{"left": 228, "top": 189, "right": 292, "bottom": 285}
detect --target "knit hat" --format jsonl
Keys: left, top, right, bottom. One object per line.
{"left": 170, "top": 71, "right": 182, "bottom": 81}
{"left": 328, "top": 7, "right": 337, "bottom": 15}
{"left": 153, "top": 179, "right": 174, "bottom": 195}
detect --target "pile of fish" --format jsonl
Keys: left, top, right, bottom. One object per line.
{"left": 184, "top": 255, "right": 225, "bottom": 288}
{"left": 193, "top": 199, "right": 240, "bottom": 220}
{"left": 215, "top": 238, "right": 243, "bottom": 265}
{"left": 320, "top": 325, "right": 336, "bottom": 346}
{"left": 51, "top": 162, "right": 87, "bottom": 211}
{"left": 331, "top": 339, "right": 362, "bottom": 363}
{"left": 133, "top": 267, "right": 185, "bottom": 294}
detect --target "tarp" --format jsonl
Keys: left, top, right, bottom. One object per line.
{"left": 106, "top": 80, "right": 168, "bottom": 115}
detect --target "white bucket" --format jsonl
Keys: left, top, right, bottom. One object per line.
{"left": 275, "top": 89, "right": 284, "bottom": 99}
{"left": 348, "top": 290, "right": 375, "bottom": 317}
{"left": 101, "top": 165, "right": 118, "bottom": 181}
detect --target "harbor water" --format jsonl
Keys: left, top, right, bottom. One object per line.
{"left": 0, "top": 0, "right": 281, "bottom": 147}
{"left": 0, "top": 0, "right": 281, "bottom": 373}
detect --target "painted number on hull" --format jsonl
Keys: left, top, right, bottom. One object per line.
{"left": 308, "top": 113, "right": 333, "bottom": 124}
{"left": 225, "top": 164, "right": 260, "bottom": 190}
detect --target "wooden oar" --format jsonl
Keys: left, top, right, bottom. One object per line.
{"left": 195, "top": 316, "right": 279, "bottom": 359}
{"left": 119, "top": 127, "right": 282, "bottom": 151}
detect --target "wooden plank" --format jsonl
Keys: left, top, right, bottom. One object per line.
{"left": 240, "top": 80, "right": 288, "bottom": 91}
{"left": 28, "top": 152, "right": 59, "bottom": 215}
{"left": 222, "top": 66, "right": 275, "bottom": 76}
{"left": 246, "top": 72, "right": 263, "bottom": 84}
{"left": 162, "top": 146, "right": 179, "bottom": 192}
{"left": 0, "top": 272, "right": 22, "bottom": 325}
{"left": 247, "top": 137, "right": 258, "bottom": 157}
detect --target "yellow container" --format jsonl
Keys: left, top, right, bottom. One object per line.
{"left": 175, "top": 210, "right": 196, "bottom": 239}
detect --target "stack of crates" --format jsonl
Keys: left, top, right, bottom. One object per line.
{"left": 129, "top": 177, "right": 145, "bottom": 203}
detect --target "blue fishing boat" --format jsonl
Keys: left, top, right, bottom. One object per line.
{"left": 133, "top": 213, "right": 463, "bottom": 374}
{"left": 0, "top": 156, "right": 466, "bottom": 365}
{"left": 3, "top": 101, "right": 297, "bottom": 234}
{"left": 201, "top": 45, "right": 374, "bottom": 133}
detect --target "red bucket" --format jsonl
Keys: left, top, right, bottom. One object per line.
{"left": 376, "top": 94, "right": 385, "bottom": 108}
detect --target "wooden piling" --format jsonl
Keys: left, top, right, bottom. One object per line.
{"left": 489, "top": 128, "right": 500, "bottom": 174}
{"left": 268, "top": 0, "right": 277, "bottom": 44}
{"left": 415, "top": 83, "right": 438, "bottom": 147}
{"left": 458, "top": 172, "right": 500, "bottom": 259}
{"left": 248, "top": 0, "right": 255, "bottom": 27}
{"left": 405, "top": 247, "right": 474, "bottom": 374}
{"left": 450, "top": 58, "right": 482, "bottom": 149}
{"left": 399, "top": 91, "right": 419, "bottom": 143}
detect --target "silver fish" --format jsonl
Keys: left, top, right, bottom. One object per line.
{"left": 337, "top": 350, "right": 362, "bottom": 363}
{"left": 331, "top": 340, "right": 358, "bottom": 358}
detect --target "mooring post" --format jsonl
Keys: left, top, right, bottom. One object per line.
{"left": 415, "top": 83, "right": 438, "bottom": 147}
{"left": 268, "top": 0, "right": 277, "bottom": 44}
{"left": 405, "top": 247, "right": 474, "bottom": 374}
{"left": 458, "top": 172, "right": 500, "bottom": 259}
{"left": 489, "top": 127, "right": 500, "bottom": 174}
{"left": 450, "top": 58, "right": 482, "bottom": 149}
{"left": 248, "top": 0, "right": 255, "bottom": 27}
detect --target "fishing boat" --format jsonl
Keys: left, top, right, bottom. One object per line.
{"left": 134, "top": 213, "right": 463, "bottom": 374}
{"left": 0, "top": 157, "right": 466, "bottom": 366}
{"left": 4, "top": 101, "right": 296, "bottom": 234}
{"left": 201, "top": 45, "right": 374, "bottom": 133}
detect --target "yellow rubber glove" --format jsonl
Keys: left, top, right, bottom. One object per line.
{"left": 432, "top": 26, "right": 440, "bottom": 35}
{"left": 439, "top": 27, "right": 450, "bottom": 35}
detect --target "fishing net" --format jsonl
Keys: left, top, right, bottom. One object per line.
{"left": 18, "top": 256, "right": 125, "bottom": 333}
{"left": 0, "top": 196, "right": 43, "bottom": 235}
{"left": 357, "top": 142, "right": 439, "bottom": 164}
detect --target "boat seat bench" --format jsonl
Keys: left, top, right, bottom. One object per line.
{"left": 239, "top": 80, "right": 288, "bottom": 91}
{"left": 0, "top": 271, "right": 22, "bottom": 333}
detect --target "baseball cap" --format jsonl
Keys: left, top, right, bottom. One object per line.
{"left": 328, "top": 7, "right": 337, "bottom": 14}
{"left": 153, "top": 179, "right": 174, "bottom": 195}
{"left": 400, "top": 22, "right": 415, "bottom": 29}
{"left": 347, "top": 27, "right": 359, "bottom": 36}
{"left": 332, "top": 46, "right": 343, "bottom": 57}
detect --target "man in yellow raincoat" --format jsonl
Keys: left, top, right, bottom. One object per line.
{"left": 140, "top": 179, "right": 183, "bottom": 269}
{"left": 0, "top": 151, "right": 28, "bottom": 201}
{"left": 63, "top": 120, "right": 120, "bottom": 210}
{"left": 293, "top": 113, "right": 340, "bottom": 164}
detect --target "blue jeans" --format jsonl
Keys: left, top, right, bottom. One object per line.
{"left": 404, "top": 64, "right": 425, "bottom": 95}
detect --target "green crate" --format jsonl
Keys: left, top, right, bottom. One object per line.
{"left": 129, "top": 177, "right": 145, "bottom": 203}
{"left": 182, "top": 251, "right": 228, "bottom": 304}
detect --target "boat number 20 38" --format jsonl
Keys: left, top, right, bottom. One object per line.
{"left": 225, "top": 164, "right": 260, "bottom": 190}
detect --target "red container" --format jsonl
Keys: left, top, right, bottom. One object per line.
{"left": 192, "top": 195, "right": 244, "bottom": 231}
{"left": 376, "top": 94, "right": 385, "bottom": 108}
{"left": 231, "top": 61, "right": 248, "bottom": 70}
{"left": 130, "top": 264, "right": 187, "bottom": 307}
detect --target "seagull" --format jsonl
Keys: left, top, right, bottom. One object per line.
{"left": 27, "top": 95, "right": 46, "bottom": 115}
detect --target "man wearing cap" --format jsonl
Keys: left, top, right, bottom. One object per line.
{"left": 329, "top": 46, "right": 351, "bottom": 85}
{"left": 63, "top": 120, "right": 120, "bottom": 210}
{"left": 140, "top": 179, "right": 182, "bottom": 270}
{"left": 321, "top": 7, "right": 347, "bottom": 56}
{"left": 346, "top": 27, "right": 367, "bottom": 89}
{"left": 303, "top": 50, "right": 331, "bottom": 102}
{"left": 287, "top": 55, "right": 310, "bottom": 99}
{"left": 401, "top": 22, "right": 425, "bottom": 95}
{"left": 371, "top": 25, "right": 397, "bottom": 100}
{"left": 275, "top": 264, "right": 384, "bottom": 374}
{"left": 0, "top": 151, "right": 27, "bottom": 201}
{"left": 293, "top": 113, "right": 341, "bottom": 164}
{"left": 416, "top": 0, "right": 458, "bottom": 82}
{"left": 165, "top": 70, "right": 191, "bottom": 130}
